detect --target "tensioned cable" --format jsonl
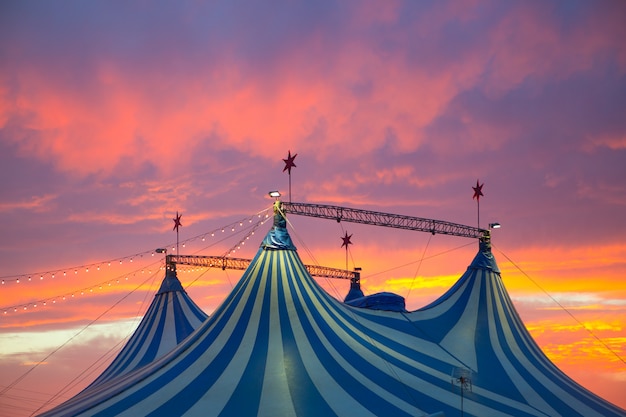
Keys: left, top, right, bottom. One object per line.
{"left": 36, "top": 214, "right": 267, "bottom": 406}
{"left": 279, "top": 213, "right": 344, "bottom": 301}
{"left": 46, "top": 264, "right": 220, "bottom": 410}
{"left": 1, "top": 210, "right": 272, "bottom": 314}
{"left": 0, "top": 268, "right": 161, "bottom": 399}
{"left": 405, "top": 233, "right": 432, "bottom": 302}
{"left": 493, "top": 244, "right": 626, "bottom": 366}
{"left": 30, "top": 270, "right": 163, "bottom": 416}
{"left": 0, "top": 207, "right": 272, "bottom": 283}
{"left": 275, "top": 203, "right": 356, "bottom": 302}
{"left": 4, "top": 209, "right": 272, "bottom": 415}
{"left": 276, "top": 206, "right": 424, "bottom": 412}
{"left": 366, "top": 241, "right": 476, "bottom": 281}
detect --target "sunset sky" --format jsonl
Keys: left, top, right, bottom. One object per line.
{"left": 1, "top": 1, "right": 626, "bottom": 414}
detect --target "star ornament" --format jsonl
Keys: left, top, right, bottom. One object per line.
{"left": 173, "top": 211, "right": 183, "bottom": 232}
{"left": 341, "top": 231, "right": 353, "bottom": 249}
{"left": 472, "top": 180, "right": 484, "bottom": 201}
{"left": 282, "top": 150, "right": 297, "bottom": 174}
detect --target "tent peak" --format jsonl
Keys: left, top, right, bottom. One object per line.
{"left": 469, "top": 236, "right": 500, "bottom": 273}
{"left": 261, "top": 201, "right": 297, "bottom": 251}
{"left": 156, "top": 262, "right": 185, "bottom": 294}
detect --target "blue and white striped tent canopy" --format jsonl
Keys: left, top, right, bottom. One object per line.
{"left": 86, "top": 265, "right": 208, "bottom": 388}
{"left": 41, "top": 210, "right": 625, "bottom": 417}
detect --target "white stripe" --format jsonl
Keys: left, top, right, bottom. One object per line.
{"left": 485, "top": 272, "right": 558, "bottom": 416}
{"left": 86, "top": 259, "right": 268, "bottom": 416}
{"left": 489, "top": 273, "right": 607, "bottom": 417}
{"left": 257, "top": 252, "right": 297, "bottom": 416}
{"left": 440, "top": 275, "right": 481, "bottom": 371}
{"left": 156, "top": 293, "right": 179, "bottom": 357}
{"left": 282, "top": 253, "right": 378, "bottom": 417}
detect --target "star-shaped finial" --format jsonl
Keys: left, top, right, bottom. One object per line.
{"left": 472, "top": 180, "right": 484, "bottom": 201}
{"left": 173, "top": 211, "right": 183, "bottom": 232}
{"left": 341, "top": 231, "right": 353, "bottom": 249}
{"left": 282, "top": 150, "right": 297, "bottom": 174}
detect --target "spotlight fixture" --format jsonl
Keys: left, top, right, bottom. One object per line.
{"left": 489, "top": 222, "right": 501, "bottom": 229}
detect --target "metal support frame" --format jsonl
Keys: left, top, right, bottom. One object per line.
{"left": 167, "top": 254, "right": 357, "bottom": 280}
{"left": 282, "top": 202, "right": 488, "bottom": 240}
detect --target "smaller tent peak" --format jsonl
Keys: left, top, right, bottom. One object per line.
{"left": 468, "top": 237, "right": 500, "bottom": 273}
{"left": 261, "top": 201, "right": 297, "bottom": 251}
{"left": 157, "top": 262, "right": 185, "bottom": 294}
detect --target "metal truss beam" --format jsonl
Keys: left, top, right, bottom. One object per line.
{"left": 168, "top": 254, "right": 357, "bottom": 280}
{"left": 281, "top": 202, "right": 488, "bottom": 240}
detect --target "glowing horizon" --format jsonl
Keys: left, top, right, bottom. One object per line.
{"left": 2, "top": 1, "right": 625, "bottom": 415}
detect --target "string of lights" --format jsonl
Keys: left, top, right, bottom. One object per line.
{"left": 1, "top": 208, "right": 273, "bottom": 315}
{"left": 222, "top": 216, "right": 269, "bottom": 257}
{"left": 1, "top": 260, "right": 163, "bottom": 315}
{"left": 1, "top": 208, "right": 272, "bottom": 285}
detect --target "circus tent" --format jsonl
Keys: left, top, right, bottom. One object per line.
{"left": 86, "top": 262, "right": 208, "bottom": 389}
{"left": 39, "top": 206, "right": 625, "bottom": 417}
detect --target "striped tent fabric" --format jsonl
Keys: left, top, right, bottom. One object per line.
{"left": 86, "top": 265, "right": 208, "bottom": 388}
{"left": 40, "top": 210, "right": 625, "bottom": 417}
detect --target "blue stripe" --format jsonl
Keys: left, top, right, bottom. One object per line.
{"left": 172, "top": 293, "right": 195, "bottom": 342}
{"left": 283, "top": 255, "right": 415, "bottom": 416}
{"left": 217, "top": 251, "right": 273, "bottom": 416}
{"left": 141, "top": 252, "right": 272, "bottom": 416}
{"left": 44, "top": 244, "right": 626, "bottom": 417}
{"left": 277, "top": 254, "right": 336, "bottom": 417}
{"left": 92, "top": 251, "right": 272, "bottom": 417}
